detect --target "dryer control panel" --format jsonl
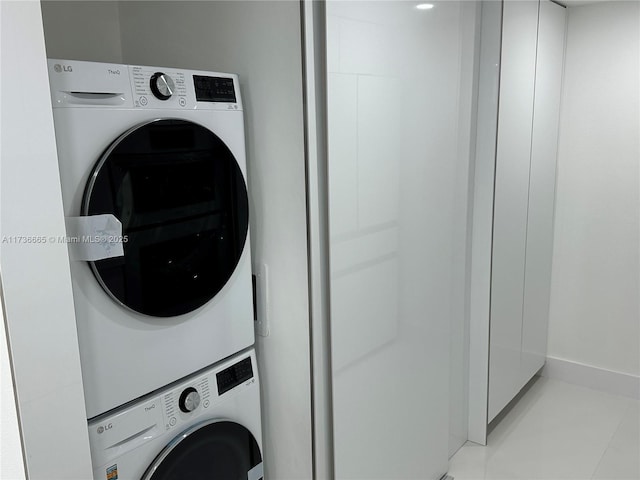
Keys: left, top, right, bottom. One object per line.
{"left": 47, "top": 59, "right": 243, "bottom": 112}
{"left": 129, "top": 65, "right": 241, "bottom": 111}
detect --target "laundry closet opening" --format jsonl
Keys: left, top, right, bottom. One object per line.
{"left": 39, "top": 1, "right": 312, "bottom": 479}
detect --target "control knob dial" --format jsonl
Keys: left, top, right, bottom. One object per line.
{"left": 179, "top": 387, "right": 200, "bottom": 413}
{"left": 150, "top": 72, "right": 175, "bottom": 100}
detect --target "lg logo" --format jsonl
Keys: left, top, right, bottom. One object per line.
{"left": 54, "top": 64, "right": 72, "bottom": 73}
{"left": 97, "top": 423, "right": 113, "bottom": 434}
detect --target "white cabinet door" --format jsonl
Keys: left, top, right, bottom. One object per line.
{"left": 489, "top": 0, "right": 540, "bottom": 422}
{"left": 521, "top": 0, "right": 567, "bottom": 381}
{"left": 326, "top": 2, "right": 479, "bottom": 477}
{"left": 489, "top": 0, "right": 566, "bottom": 422}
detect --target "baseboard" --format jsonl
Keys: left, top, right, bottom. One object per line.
{"left": 540, "top": 356, "right": 640, "bottom": 400}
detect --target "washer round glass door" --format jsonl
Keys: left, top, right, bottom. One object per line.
{"left": 83, "top": 118, "right": 249, "bottom": 317}
{"left": 142, "top": 421, "right": 263, "bottom": 480}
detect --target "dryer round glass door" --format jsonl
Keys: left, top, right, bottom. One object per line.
{"left": 83, "top": 118, "right": 249, "bottom": 317}
{"left": 142, "top": 421, "right": 263, "bottom": 480}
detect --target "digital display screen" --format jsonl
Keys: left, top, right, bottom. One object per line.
{"left": 216, "top": 357, "right": 253, "bottom": 395}
{"left": 193, "top": 75, "right": 237, "bottom": 103}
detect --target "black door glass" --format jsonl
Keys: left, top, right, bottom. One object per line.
{"left": 144, "top": 421, "right": 262, "bottom": 480}
{"left": 83, "top": 119, "right": 249, "bottom": 317}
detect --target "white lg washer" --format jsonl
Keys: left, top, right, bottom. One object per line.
{"left": 48, "top": 59, "right": 254, "bottom": 418}
{"left": 88, "top": 349, "right": 263, "bottom": 480}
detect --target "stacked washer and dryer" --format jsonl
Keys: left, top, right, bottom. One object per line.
{"left": 47, "top": 59, "right": 263, "bottom": 480}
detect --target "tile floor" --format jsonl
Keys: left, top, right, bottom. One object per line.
{"left": 449, "top": 376, "right": 640, "bottom": 480}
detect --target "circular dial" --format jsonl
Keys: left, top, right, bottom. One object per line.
{"left": 150, "top": 72, "right": 175, "bottom": 100}
{"left": 179, "top": 387, "right": 201, "bottom": 413}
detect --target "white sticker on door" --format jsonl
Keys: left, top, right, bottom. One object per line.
{"left": 65, "top": 214, "right": 125, "bottom": 261}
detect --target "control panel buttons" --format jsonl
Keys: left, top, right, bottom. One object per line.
{"left": 150, "top": 72, "right": 175, "bottom": 100}
{"left": 179, "top": 387, "right": 200, "bottom": 413}
{"left": 216, "top": 357, "right": 254, "bottom": 395}
{"left": 193, "top": 74, "right": 237, "bottom": 103}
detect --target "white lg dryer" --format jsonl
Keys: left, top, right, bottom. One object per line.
{"left": 88, "top": 349, "right": 263, "bottom": 480}
{"left": 48, "top": 59, "right": 254, "bottom": 418}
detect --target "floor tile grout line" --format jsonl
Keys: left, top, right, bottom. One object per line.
{"left": 589, "top": 401, "right": 634, "bottom": 480}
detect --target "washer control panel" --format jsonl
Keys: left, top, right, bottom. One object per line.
{"left": 161, "top": 352, "right": 254, "bottom": 432}
{"left": 88, "top": 350, "right": 257, "bottom": 467}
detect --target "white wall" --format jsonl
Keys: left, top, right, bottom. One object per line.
{"left": 0, "top": 6, "right": 25, "bottom": 478}
{"left": 548, "top": 1, "right": 640, "bottom": 378}
{"left": 1, "top": 293, "right": 26, "bottom": 479}
{"left": 40, "top": 1, "right": 122, "bottom": 62}
{"left": 0, "top": 1, "right": 93, "bottom": 478}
